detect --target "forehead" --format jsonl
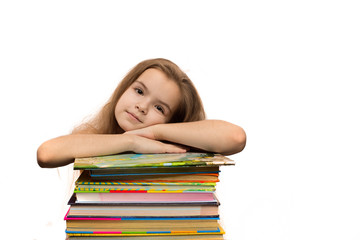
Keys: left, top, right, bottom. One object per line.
{"left": 135, "top": 68, "right": 181, "bottom": 111}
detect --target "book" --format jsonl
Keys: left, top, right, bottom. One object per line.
{"left": 90, "top": 173, "right": 219, "bottom": 182}
{"left": 67, "top": 204, "right": 219, "bottom": 218}
{"left": 68, "top": 193, "right": 220, "bottom": 206}
{"left": 65, "top": 212, "right": 222, "bottom": 235}
{"left": 75, "top": 170, "right": 217, "bottom": 192}
{"left": 74, "top": 153, "right": 234, "bottom": 169}
{"left": 89, "top": 165, "right": 220, "bottom": 176}
{"left": 66, "top": 223, "right": 221, "bottom": 233}
{"left": 66, "top": 226, "right": 225, "bottom": 237}
{"left": 66, "top": 234, "right": 224, "bottom": 239}
{"left": 75, "top": 185, "right": 216, "bottom": 193}
{"left": 74, "top": 192, "right": 219, "bottom": 204}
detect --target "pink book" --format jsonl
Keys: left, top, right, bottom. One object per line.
{"left": 75, "top": 192, "right": 217, "bottom": 204}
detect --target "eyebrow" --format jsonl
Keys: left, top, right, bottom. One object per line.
{"left": 135, "top": 81, "right": 172, "bottom": 114}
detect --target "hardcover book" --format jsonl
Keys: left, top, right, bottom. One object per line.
{"left": 74, "top": 153, "right": 234, "bottom": 169}
{"left": 75, "top": 171, "right": 217, "bottom": 192}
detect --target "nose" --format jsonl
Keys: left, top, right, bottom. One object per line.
{"left": 136, "top": 102, "right": 148, "bottom": 114}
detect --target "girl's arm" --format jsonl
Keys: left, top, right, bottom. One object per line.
{"left": 127, "top": 120, "right": 246, "bottom": 155}
{"left": 37, "top": 134, "right": 187, "bottom": 168}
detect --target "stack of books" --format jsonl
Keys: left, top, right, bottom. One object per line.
{"left": 65, "top": 152, "right": 235, "bottom": 239}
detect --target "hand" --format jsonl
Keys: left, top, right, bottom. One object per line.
{"left": 129, "top": 134, "right": 187, "bottom": 154}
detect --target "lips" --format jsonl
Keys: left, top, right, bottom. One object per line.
{"left": 126, "top": 111, "right": 142, "bottom": 123}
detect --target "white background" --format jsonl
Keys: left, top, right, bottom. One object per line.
{"left": 1, "top": 0, "right": 360, "bottom": 239}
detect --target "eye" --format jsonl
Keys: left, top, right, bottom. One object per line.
{"left": 155, "top": 105, "right": 165, "bottom": 114}
{"left": 135, "top": 88, "right": 144, "bottom": 95}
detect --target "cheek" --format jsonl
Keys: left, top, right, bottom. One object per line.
{"left": 115, "top": 91, "right": 133, "bottom": 113}
{"left": 114, "top": 100, "right": 122, "bottom": 119}
{"left": 146, "top": 111, "right": 168, "bottom": 125}
{"left": 114, "top": 97, "right": 128, "bottom": 125}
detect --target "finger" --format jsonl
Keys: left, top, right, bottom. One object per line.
{"left": 166, "top": 143, "right": 190, "bottom": 151}
{"left": 174, "top": 144, "right": 191, "bottom": 152}
{"left": 162, "top": 143, "right": 188, "bottom": 153}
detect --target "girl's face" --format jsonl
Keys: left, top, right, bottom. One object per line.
{"left": 115, "top": 68, "right": 181, "bottom": 131}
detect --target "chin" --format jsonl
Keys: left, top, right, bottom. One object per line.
{"left": 117, "top": 121, "right": 131, "bottom": 132}
{"left": 119, "top": 125, "right": 133, "bottom": 132}
{"left": 118, "top": 122, "right": 139, "bottom": 132}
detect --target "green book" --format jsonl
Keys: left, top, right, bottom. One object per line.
{"left": 74, "top": 153, "right": 235, "bottom": 170}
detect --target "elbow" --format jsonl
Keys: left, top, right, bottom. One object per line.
{"left": 37, "top": 136, "right": 75, "bottom": 168}
{"left": 234, "top": 127, "right": 246, "bottom": 153}
{"left": 37, "top": 142, "right": 54, "bottom": 168}
{"left": 222, "top": 126, "right": 247, "bottom": 155}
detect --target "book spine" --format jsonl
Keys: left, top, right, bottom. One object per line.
{"left": 66, "top": 227, "right": 222, "bottom": 236}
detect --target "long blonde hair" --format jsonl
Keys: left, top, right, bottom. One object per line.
{"left": 73, "top": 58, "right": 206, "bottom": 134}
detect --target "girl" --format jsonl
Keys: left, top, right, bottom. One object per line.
{"left": 37, "top": 58, "right": 246, "bottom": 168}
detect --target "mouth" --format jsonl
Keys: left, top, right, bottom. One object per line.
{"left": 126, "top": 111, "right": 142, "bottom": 123}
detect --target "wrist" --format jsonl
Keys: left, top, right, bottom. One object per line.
{"left": 153, "top": 124, "right": 164, "bottom": 140}
{"left": 123, "top": 133, "right": 137, "bottom": 152}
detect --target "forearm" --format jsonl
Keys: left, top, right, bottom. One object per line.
{"left": 37, "top": 134, "right": 133, "bottom": 168}
{"left": 154, "top": 120, "right": 246, "bottom": 155}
